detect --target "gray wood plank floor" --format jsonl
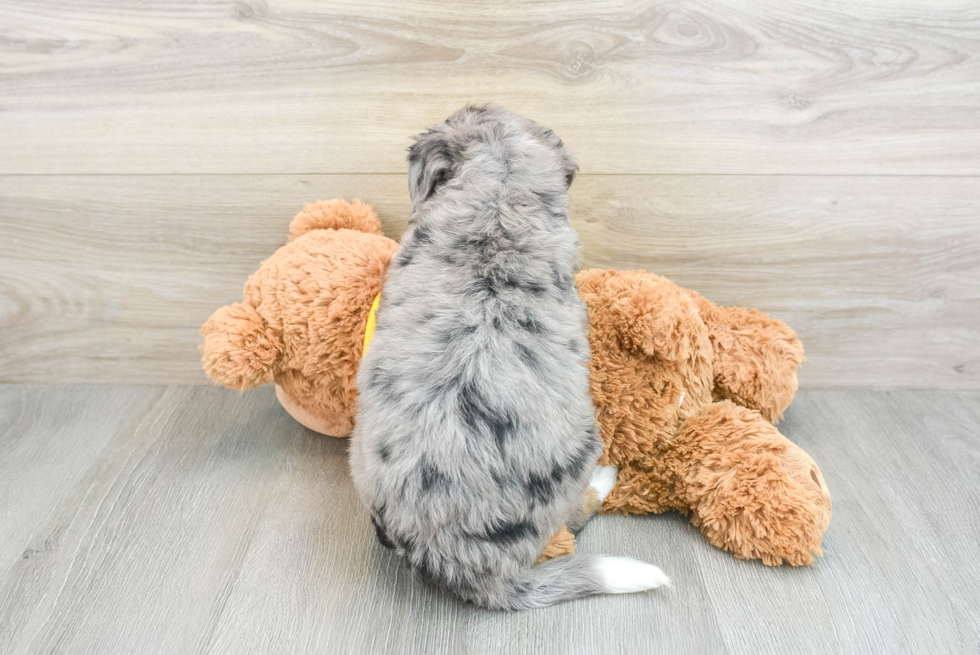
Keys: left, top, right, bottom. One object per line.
{"left": 1, "top": 385, "right": 977, "bottom": 654}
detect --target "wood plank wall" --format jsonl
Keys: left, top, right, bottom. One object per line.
{"left": 1, "top": 0, "right": 978, "bottom": 388}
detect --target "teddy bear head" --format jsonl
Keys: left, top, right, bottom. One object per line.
{"left": 200, "top": 200, "right": 397, "bottom": 436}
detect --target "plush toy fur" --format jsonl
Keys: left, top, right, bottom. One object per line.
{"left": 202, "top": 199, "right": 831, "bottom": 567}
{"left": 201, "top": 199, "right": 395, "bottom": 437}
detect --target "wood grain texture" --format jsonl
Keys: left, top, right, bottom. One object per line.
{"left": 0, "top": 385, "right": 978, "bottom": 654}
{"left": 0, "top": 385, "right": 304, "bottom": 654}
{"left": 1, "top": 0, "right": 979, "bottom": 175}
{"left": 698, "top": 390, "right": 980, "bottom": 653}
{"left": 1, "top": 174, "right": 977, "bottom": 388}
{"left": 0, "top": 385, "right": 164, "bottom": 568}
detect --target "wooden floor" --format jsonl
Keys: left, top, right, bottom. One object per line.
{"left": 0, "top": 384, "right": 977, "bottom": 654}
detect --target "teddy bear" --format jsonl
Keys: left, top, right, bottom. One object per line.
{"left": 201, "top": 199, "right": 831, "bottom": 566}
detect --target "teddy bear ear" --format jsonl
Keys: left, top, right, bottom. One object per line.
{"left": 288, "top": 199, "right": 383, "bottom": 241}
{"left": 200, "top": 303, "right": 281, "bottom": 390}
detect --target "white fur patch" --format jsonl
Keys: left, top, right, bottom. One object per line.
{"left": 596, "top": 557, "right": 672, "bottom": 593}
{"left": 590, "top": 466, "right": 618, "bottom": 503}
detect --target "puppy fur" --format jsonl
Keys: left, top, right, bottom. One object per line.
{"left": 350, "top": 105, "right": 667, "bottom": 610}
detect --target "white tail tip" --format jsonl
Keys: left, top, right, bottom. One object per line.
{"left": 590, "top": 466, "right": 618, "bottom": 503}
{"left": 597, "top": 557, "right": 672, "bottom": 593}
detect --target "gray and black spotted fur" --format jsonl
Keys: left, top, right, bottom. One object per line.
{"left": 350, "top": 106, "right": 609, "bottom": 610}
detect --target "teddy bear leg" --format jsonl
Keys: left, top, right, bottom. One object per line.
{"left": 537, "top": 526, "right": 577, "bottom": 563}
{"left": 674, "top": 401, "right": 832, "bottom": 565}
{"left": 690, "top": 295, "right": 804, "bottom": 423}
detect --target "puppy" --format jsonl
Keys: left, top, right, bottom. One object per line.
{"left": 350, "top": 105, "right": 669, "bottom": 610}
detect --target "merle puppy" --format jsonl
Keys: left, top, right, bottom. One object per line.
{"left": 350, "top": 105, "right": 669, "bottom": 610}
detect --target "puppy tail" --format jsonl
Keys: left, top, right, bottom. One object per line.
{"left": 487, "top": 554, "right": 670, "bottom": 611}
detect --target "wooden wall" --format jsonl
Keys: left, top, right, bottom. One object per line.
{"left": 1, "top": 0, "right": 978, "bottom": 388}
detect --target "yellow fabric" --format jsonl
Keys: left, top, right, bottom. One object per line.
{"left": 362, "top": 293, "right": 381, "bottom": 356}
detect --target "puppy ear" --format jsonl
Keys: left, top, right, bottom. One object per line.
{"left": 408, "top": 126, "right": 454, "bottom": 213}
{"left": 536, "top": 126, "right": 578, "bottom": 189}
{"left": 560, "top": 146, "right": 578, "bottom": 189}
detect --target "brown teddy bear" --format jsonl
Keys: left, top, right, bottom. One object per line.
{"left": 201, "top": 199, "right": 831, "bottom": 566}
